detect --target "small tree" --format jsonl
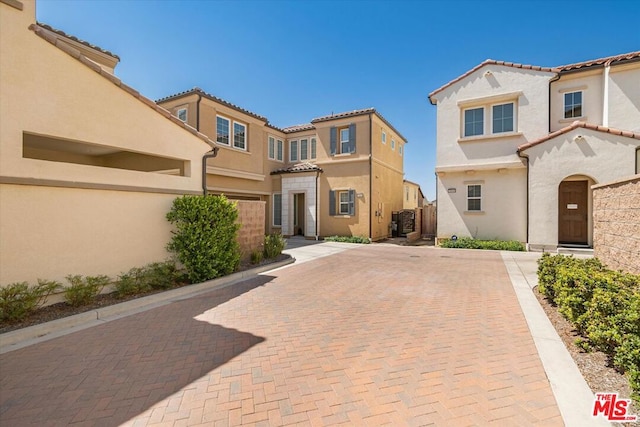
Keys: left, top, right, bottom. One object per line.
{"left": 166, "top": 195, "right": 241, "bottom": 283}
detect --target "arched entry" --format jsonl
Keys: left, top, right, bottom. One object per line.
{"left": 558, "top": 175, "right": 595, "bottom": 246}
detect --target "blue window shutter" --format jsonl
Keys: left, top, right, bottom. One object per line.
{"left": 329, "top": 190, "right": 336, "bottom": 215}
{"left": 330, "top": 127, "right": 337, "bottom": 155}
{"left": 348, "top": 189, "right": 355, "bottom": 215}
{"left": 349, "top": 124, "right": 356, "bottom": 153}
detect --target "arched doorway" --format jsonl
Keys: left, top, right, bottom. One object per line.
{"left": 558, "top": 175, "right": 596, "bottom": 247}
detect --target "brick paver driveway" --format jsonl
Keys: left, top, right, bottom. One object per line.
{"left": 0, "top": 245, "right": 562, "bottom": 426}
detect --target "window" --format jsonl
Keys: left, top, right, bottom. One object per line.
{"left": 564, "top": 91, "right": 582, "bottom": 119}
{"left": 464, "top": 107, "right": 484, "bottom": 137}
{"left": 340, "top": 128, "right": 350, "bottom": 153}
{"left": 300, "top": 139, "right": 308, "bottom": 160}
{"left": 330, "top": 125, "right": 356, "bottom": 155}
{"left": 492, "top": 103, "right": 514, "bottom": 133}
{"left": 233, "top": 122, "right": 246, "bottom": 150}
{"left": 276, "top": 139, "right": 283, "bottom": 161}
{"left": 405, "top": 186, "right": 409, "bottom": 201}
{"left": 290, "top": 140, "right": 298, "bottom": 162}
{"left": 216, "top": 116, "right": 230, "bottom": 145}
{"left": 273, "top": 193, "right": 282, "bottom": 226}
{"left": 311, "top": 138, "right": 317, "bottom": 159}
{"left": 268, "top": 137, "right": 275, "bottom": 160}
{"left": 467, "top": 184, "right": 482, "bottom": 211}
{"left": 399, "top": 144, "right": 403, "bottom": 155}
{"left": 177, "top": 108, "right": 187, "bottom": 122}
{"left": 382, "top": 131, "right": 386, "bottom": 144}
{"left": 329, "top": 189, "right": 355, "bottom": 216}
{"left": 391, "top": 139, "right": 396, "bottom": 151}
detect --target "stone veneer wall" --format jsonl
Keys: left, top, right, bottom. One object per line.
{"left": 234, "top": 200, "right": 266, "bottom": 260}
{"left": 593, "top": 175, "right": 640, "bottom": 275}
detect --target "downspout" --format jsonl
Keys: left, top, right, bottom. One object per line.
{"left": 602, "top": 60, "right": 612, "bottom": 127}
{"left": 517, "top": 150, "right": 530, "bottom": 248}
{"left": 315, "top": 170, "right": 320, "bottom": 240}
{"left": 202, "top": 148, "right": 218, "bottom": 196}
{"left": 548, "top": 73, "right": 561, "bottom": 133}
{"left": 368, "top": 113, "right": 373, "bottom": 240}
{"left": 434, "top": 171, "right": 438, "bottom": 242}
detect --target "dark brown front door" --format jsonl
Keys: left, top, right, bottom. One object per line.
{"left": 558, "top": 180, "right": 588, "bottom": 245}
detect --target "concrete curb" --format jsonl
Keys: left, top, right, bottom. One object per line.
{"left": 0, "top": 257, "right": 295, "bottom": 354}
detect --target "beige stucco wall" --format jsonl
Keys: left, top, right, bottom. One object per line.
{"left": 522, "top": 128, "right": 640, "bottom": 248}
{"left": 593, "top": 175, "right": 640, "bottom": 274}
{"left": 608, "top": 62, "right": 640, "bottom": 132}
{"left": 403, "top": 181, "right": 420, "bottom": 210}
{"left": 436, "top": 168, "right": 527, "bottom": 241}
{"left": 0, "top": 0, "right": 215, "bottom": 286}
{"left": 550, "top": 69, "right": 603, "bottom": 132}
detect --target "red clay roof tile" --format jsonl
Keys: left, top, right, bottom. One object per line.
{"left": 37, "top": 22, "right": 120, "bottom": 60}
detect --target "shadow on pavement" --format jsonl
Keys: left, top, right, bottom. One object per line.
{"left": 0, "top": 275, "right": 274, "bottom": 426}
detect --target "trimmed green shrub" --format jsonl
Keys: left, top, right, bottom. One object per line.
{"left": 115, "top": 267, "right": 150, "bottom": 297}
{"left": 115, "top": 260, "right": 181, "bottom": 297}
{"left": 166, "top": 195, "right": 240, "bottom": 283}
{"left": 323, "top": 235, "right": 371, "bottom": 244}
{"left": 439, "top": 237, "right": 524, "bottom": 251}
{"left": 250, "top": 250, "right": 263, "bottom": 265}
{"left": 537, "top": 253, "right": 640, "bottom": 402}
{"left": 263, "top": 233, "right": 286, "bottom": 259}
{"left": 0, "top": 280, "right": 62, "bottom": 323}
{"left": 64, "top": 275, "right": 110, "bottom": 307}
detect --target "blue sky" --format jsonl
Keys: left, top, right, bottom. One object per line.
{"left": 36, "top": 0, "right": 640, "bottom": 200}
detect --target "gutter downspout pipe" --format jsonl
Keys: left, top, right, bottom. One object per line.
{"left": 316, "top": 170, "right": 320, "bottom": 240}
{"left": 196, "top": 92, "right": 202, "bottom": 131}
{"left": 517, "top": 150, "right": 530, "bottom": 249}
{"left": 368, "top": 113, "right": 373, "bottom": 241}
{"left": 202, "top": 148, "right": 219, "bottom": 196}
{"left": 602, "top": 60, "right": 612, "bottom": 127}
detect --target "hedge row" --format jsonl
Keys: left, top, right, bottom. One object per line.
{"left": 440, "top": 237, "right": 525, "bottom": 251}
{"left": 537, "top": 253, "right": 640, "bottom": 402}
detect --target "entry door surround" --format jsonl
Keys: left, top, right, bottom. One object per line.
{"left": 558, "top": 180, "right": 588, "bottom": 245}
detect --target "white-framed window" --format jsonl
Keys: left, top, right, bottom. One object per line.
{"left": 268, "top": 137, "right": 284, "bottom": 161}
{"left": 405, "top": 186, "right": 409, "bottom": 201}
{"left": 311, "top": 138, "right": 317, "bottom": 159}
{"left": 492, "top": 103, "right": 514, "bottom": 133}
{"left": 233, "top": 122, "right": 246, "bottom": 150}
{"left": 340, "top": 127, "right": 350, "bottom": 154}
{"left": 329, "top": 189, "right": 355, "bottom": 216}
{"left": 290, "top": 140, "right": 298, "bottom": 162}
{"left": 382, "top": 131, "right": 386, "bottom": 144}
{"left": 564, "top": 91, "right": 582, "bottom": 119}
{"left": 391, "top": 139, "right": 396, "bottom": 151}
{"left": 273, "top": 193, "right": 282, "bottom": 226}
{"left": 464, "top": 107, "right": 484, "bottom": 137}
{"left": 399, "top": 144, "right": 403, "bottom": 155}
{"left": 177, "top": 108, "right": 187, "bottom": 122}
{"left": 467, "top": 184, "right": 482, "bottom": 211}
{"left": 414, "top": 188, "right": 417, "bottom": 201}
{"left": 276, "top": 139, "right": 283, "bottom": 161}
{"left": 300, "top": 139, "right": 308, "bottom": 160}
{"left": 290, "top": 137, "right": 317, "bottom": 161}
{"left": 216, "top": 116, "right": 230, "bottom": 145}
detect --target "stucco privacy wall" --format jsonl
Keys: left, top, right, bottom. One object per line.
{"left": 234, "top": 200, "right": 266, "bottom": 259}
{"left": 593, "top": 175, "right": 640, "bottom": 274}
{"left": 522, "top": 128, "right": 640, "bottom": 248}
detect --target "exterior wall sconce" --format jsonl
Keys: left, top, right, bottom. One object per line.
{"left": 484, "top": 70, "right": 493, "bottom": 77}
{"left": 574, "top": 134, "right": 585, "bottom": 142}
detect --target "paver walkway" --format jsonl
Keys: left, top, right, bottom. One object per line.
{"left": 0, "top": 245, "right": 562, "bottom": 426}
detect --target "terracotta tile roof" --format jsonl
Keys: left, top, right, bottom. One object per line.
{"left": 37, "top": 22, "right": 120, "bottom": 60}
{"left": 518, "top": 121, "right": 640, "bottom": 152}
{"left": 270, "top": 162, "right": 323, "bottom": 175}
{"left": 283, "top": 123, "right": 315, "bottom": 133}
{"left": 156, "top": 88, "right": 268, "bottom": 122}
{"left": 429, "top": 51, "right": 640, "bottom": 103}
{"left": 28, "top": 24, "right": 217, "bottom": 151}
{"left": 311, "top": 108, "right": 407, "bottom": 143}
{"left": 558, "top": 51, "right": 640, "bottom": 72}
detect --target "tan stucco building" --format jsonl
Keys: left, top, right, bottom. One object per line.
{"left": 158, "top": 90, "right": 408, "bottom": 241}
{"left": 402, "top": 179, "right": 425, "bottom": 210}
{"left": 429, "top": 51, "right": 640, "bottom": 250}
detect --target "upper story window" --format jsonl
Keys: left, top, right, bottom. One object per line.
{"left": 217, "top": 115, "right": 247, "bottom": 150}
{"left": 382, "top": 131, "right": 386, "bottom": 144}
{"left": 391, "top": 139, "right": 396, "bottom": 151}
{"left": 277, "top": 139, "right": 283, "bottom": 161}
{"left": 216, "top": 116, "right": 230, "bottom": 145}
{"left": 405, "top": 186, "right": 409, "bottom": 201}
{"left": 233, "top": 122, "right": 246, "bottom": 150}
{"left": 399, "top": 144, "right": 403, "bottom": 156}
{"left": 289, "top": 138, "right": 317, "bottom": 162}
{"left": 177, "top": 108, "right": 187, "bottom": 122}
{"left": 268, "top": 136, "right": 283, "bottom": 161}
{"left": 290, "top": 140, "right": 298, "bottom": 162}
{"left": 464, "top": 107, "right": 484, "bottom": 137}
{"left": 330, "top": 124, "right": 356, "bottom": 155}
{"left": 492, "top": 103, "right": 514, "bottom": 133}
{"left": 564, "top": 91, "right": 582, "bottom": 119}
{"left": 467, "top": 184, "right": 482, "bottom": 211}
{"left": 311, "top": 137, "right": 317, "bottom": 159}
{"left": 300, "top": 139, "right": 308, "bottom": 160}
